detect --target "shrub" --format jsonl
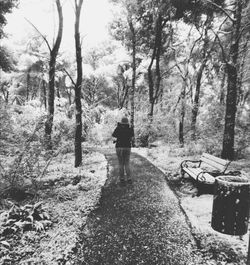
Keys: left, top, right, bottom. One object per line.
{"left": 0, "top": 202, "right": 51, "bottom": 236}
{"left": 0, "top": 104, "right": 15, "bottom": 155}
{"left": 235, "top": 110, "right": 250, "bottom": 159}
{"left": 88, "top": 108, "right": 128, "bottom": 145}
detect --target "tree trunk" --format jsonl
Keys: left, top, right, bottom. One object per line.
{"left": 221, "top": 0, "right": 242, "bottom": 160}
{"left": 179, "top": 81, "right": 186, "bottom": 146}
{"left": 128, "top": 17, "right": 136, "bottom": 146}
{"left": 179, "top": 119, "right": 184, "bottom": 146}
{"left": 191, "top": 15, "right": 212, "bottom": 140}
{"left": 191, "top": 62, "right": 205, "bottom": 140}
{"left": 42, "top": 79, "right": 47, "bottom": 109}
{"left": 221, "top": 64, "right": 238, "bottom": 159}
{"left": 26, "top": 71, "right": 30, "bottom": 101}
{"left": 74, "top": 0, "right": 84, "bottom": 167}
{"left": 44, "top": 0, "right": 63, "bottom": 150}
{"left": 147, "top": 14, "right": 163, "bottom": 120}
{"left": 120, "top": 76, "right": 129, "bottom": 109}
{"left": 45, "top": 57, "right": 56, "bottom": 149}
{"left": 68, "top": 88, "right": 72, "bottom": 106}
{"left": 220, "top": 70, "right": 226, "bottom": 104}
{"left": 148, "top": 99, "right": 155, "bottom": 121}
{"left": 56, "top": 85, "right": 60, "bottom": 98}
{"left": 154, "top": 16, "right": 162, "bottom": 104}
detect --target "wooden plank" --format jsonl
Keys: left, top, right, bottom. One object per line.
{"left": 183, "top": 167, "right": 215, "bottom": 184}
{"left": 201, "top": 156, "right": 226, "bottom": 172}
{"left": 202, "top": 153, "right": 229, "bottom": 166}
{"left": 183, "top": 167, "right": 203, "bottom": 174}
{"left": 202, "top": 173, "right": 215, "bottom": 184}
{"left": 183, "top": 167, "right": 203, "bottom": 180}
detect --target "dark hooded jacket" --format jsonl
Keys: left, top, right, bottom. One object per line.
{"left": 112, "top": 123, "right": 134, "bottom": 148}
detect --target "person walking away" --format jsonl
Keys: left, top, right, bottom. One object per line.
{"left": 112, "top": 117, "right": 134, "bottom": 186}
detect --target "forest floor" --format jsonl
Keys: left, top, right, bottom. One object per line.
{"left": 0, "top": 150, "right": 107, "bottom": 264}
{"left": 0, "top": 144, "right": 250, "bottom": 264}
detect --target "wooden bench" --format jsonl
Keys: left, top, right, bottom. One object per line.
{"left": 180, "top": 153, "right": 231, "bottom": 185}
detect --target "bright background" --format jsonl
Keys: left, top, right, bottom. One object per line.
{"left": 4, "top": 0, "right": 115, "bottom": 51}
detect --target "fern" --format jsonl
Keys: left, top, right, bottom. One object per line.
{"left": 1, "top": 202, "right": 52, "bottom": 236}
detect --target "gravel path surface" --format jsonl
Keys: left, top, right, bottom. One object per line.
{"left": 74, "top": 152, "right": 205, "bottom": 265}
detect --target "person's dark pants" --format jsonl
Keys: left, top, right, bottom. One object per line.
{"left": 116, "top": 147, "right": 131, "bottom": 181}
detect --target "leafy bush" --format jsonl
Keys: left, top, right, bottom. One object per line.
{"left": 235, "top": 110, "right": 250, "bottom": 158}
{"left": 0, "top": 115, "right": 46, "bottom": 193}
{"left": 0, "top": 103, "right": 15, "bottom": 155}
{"left": 88, "top": 108, "right": 128, "bottom": 145}
{"left": 198, "top": 136, "right": 223, "bottom": 156}
{"left": 53, "top": 112, "right": 75, "bottom": 148}
{"left": 0, "top": 202, "right": 51, "bottom": 236}
{"left": 0, "top": 105, "right": 63, "bottom": 196}
{"left": 135, "top": 122, "right": 157, "bottom": 147}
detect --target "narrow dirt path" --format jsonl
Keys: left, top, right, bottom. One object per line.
{"left": 74, "top": 152, "right": 205, "bottom": 265}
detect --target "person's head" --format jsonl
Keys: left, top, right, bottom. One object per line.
{"left": 120, "top": 116, "right": 129, "bottom": 125}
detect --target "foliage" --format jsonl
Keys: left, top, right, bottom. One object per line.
{"left": 0, "top": 103, "right": 14, "bottom": 154}
{"left": 0, "top": 103, "right": 70, "bottom": 195}
{"left": 53, "top": 104, "right": 75, "bottom": 147}
{"left": 0, "top": 46, "right": 16, "bottom": 72}
{"left": 0, "top": 0, "right": 18, "bottom": 39}
{"left": 82, "top": 74, "right": 114, "bottom": 106}
{"left": 235, "top": 108, "right": 250, "bottom": 158}
{"left": 171, "top": 0, "right": 226, "bottom": 21}
{"left": 0, "top": 201, "right": 51, "bottom": 236}
{"left": 0, "top": 113, "right": 47, "bottom": 192}
{"left": 135, "top": 112, "right": 164, "bottom": 147}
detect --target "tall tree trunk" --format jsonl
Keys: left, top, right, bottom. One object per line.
{"left": 147, "top": 14, "right": 163, "bottom": 120}
{"left": 191, "top": 62, "right": 206, "bottom": 140}
{"left": 74, "top": 0, "right": 84, "bottom": 167}
{"left": 67, "top": 87, "right": 72, "bottom": 106}
{"left": 154, "top": 17, "right": 162, "bottom": 105}
{"left": 128, "top": 17, "right": 136, "bottom": 146}
{"left": 56, "top": 85, "right": 60, "bottom": 98}
{"left": 179, "top": 81, "right": 186, "bottom": 146}
{"left": 45, "top": 56, "right": 56, "bottom": 149}
{"left": 221, "top": 0, "right": 242, "bottom": 160}
{"left": 191, "top": 14, "right": 212, "bottom": 140}
{"left": 146, "top": 14, "right": 164, "bottom": 147}
{"left": 42, "top": 79, "right": 47, "bottom": 109}
{"left": 26, "top": 71, "right": 30, "bottom": 101}
{"left": 221, "top": 64, "right": 238, "bottom": 159}
{"left": 120, "top": 76, "right": 129, "bottom": 109}
{"left": 44, "top": 0, "right": 63, "bottom": 150}
{"left": 220, "top": 70, "right": 226, "bottom": 104}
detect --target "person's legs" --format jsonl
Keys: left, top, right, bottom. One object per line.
{"left": 116, "top": 148, "right": 125, "bottom": 182}
{"left": 124, "top": 148, "right": 131, "bottom": 181}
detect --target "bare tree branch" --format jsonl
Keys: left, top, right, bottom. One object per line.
{"left": 25, "top": 18, "right": 52, "bottom": 52}
{"left": 63, "top": 68, "right": 76, "bottom": 87}
{"left": 211, "top": 28, "right": 228, "bottom": 63}
{"left": 204, "top": 0, "right": 235, "bottom": 23}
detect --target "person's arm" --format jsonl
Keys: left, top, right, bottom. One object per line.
{"left": 112, "top": 126, "right": 118, "bottom": 138}
{"left": 131, "top": 127, "right": 135, "bottom": 138}
{"left": 130, "top": 127, "right": 135, "bottom": 147}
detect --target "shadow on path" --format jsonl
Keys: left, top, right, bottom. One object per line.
{"left": 74, "top": 152, "right": 203, "bottom": 265}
